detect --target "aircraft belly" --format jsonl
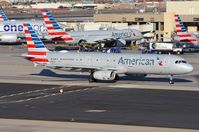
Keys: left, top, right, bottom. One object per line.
{"left": 126, "top": 65, "right": 152, "bottom": 74}
{"left": 125, "top": 64, "right": 171, "bottom": 75}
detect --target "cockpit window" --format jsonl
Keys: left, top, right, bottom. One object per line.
{"left": 182, "top": 60, "right": 187, "bottom": 63}
{"left": 175, "top": 60, "right": 187, "bottom": 64}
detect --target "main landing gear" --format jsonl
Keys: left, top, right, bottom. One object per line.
{"left": 114, "top": 74, "right": 119, "bottom": 81}
{"left": 169, "top": 75, "right": 174, "bottom": 84}
{"left": 88, "top": 70, "right": 97, "bottom": 82}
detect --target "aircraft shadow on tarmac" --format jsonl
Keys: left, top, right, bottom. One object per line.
{"left": 31, "top": 69, "right": 89, "bottom": 81}
{"left": 31, "top": 69, "right": 193, "bottom": 83}
{"left": 183, "top": 49, "right": 199, "bottom": 53}
{"left": 194, "top": 75, "right": 199, "bottom": 81}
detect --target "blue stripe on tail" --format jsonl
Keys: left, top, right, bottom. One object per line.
{"left": 177, "top": 15, "right": 187, "bottom": 33}
{"left": 44, "top": 9, "right": 62, "bottom": 30}
{"left": 0, "top": 9, "right": 8, "bottom": 21}
{"left": 26, "top": 23, "right": 45, "bottom": 48}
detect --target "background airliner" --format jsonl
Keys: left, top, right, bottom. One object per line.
{"left": 174, "top": 14, "right": 199, "bottom": 48}
{"left": 0, "top": 9, "right": 47, "bottom": 43}
{"left": 41, "top": 9, "right": 143, "bottom": 48}
{"left": 23, "top": 23, "right": 193, "bottom": 84}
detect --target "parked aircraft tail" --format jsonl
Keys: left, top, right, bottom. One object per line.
{"left": 40, "top": 9, "right": 73, "bottom": 42}
{"left": 174, "top": 14, "right": 198, "bottom": 43}
{"left": 23, "top": 23, "right": 49, "bottom": 64}
{"left": 0, "top": 9, "right": 8, "bottom": 21}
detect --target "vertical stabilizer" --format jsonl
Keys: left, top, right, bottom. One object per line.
{"left": 23, "top": 23, "right": 49, "bottom": 64}
{"left": 174, "top": 14, "right": 197, "bottom": 43}
{"left": 0, "top": 8, "right": 8, "bottom": 21}
{"left": 41, "top": 9, "right": 73, "bottom": 42}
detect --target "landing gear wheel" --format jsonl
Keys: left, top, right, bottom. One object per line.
{"left": 169, "top": 75, "right": 174, "bottom": 84}
{"left": 169, "top": 80, "right": 174, "bottom": 84}
{"left": 60, "top": 89, "right": 64, "bottom": 94}
{"left": 89, "top": 70, "right": 97, "bottom": 82}
{"left": 114, "top": 74, "right": 119, "bottom": 81}
{"left": 88, "top": 76, "right": 97, "bottom": 82}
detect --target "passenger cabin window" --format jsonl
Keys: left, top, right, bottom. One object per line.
{"left": 175, "top": 60, "right": 187, "bottom": 64}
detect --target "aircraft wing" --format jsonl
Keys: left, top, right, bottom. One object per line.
{"left": 85, "top": 37, "right": 126, "bottom": 47}
{"left": 85, "top": 36, "right": 115, "bottom": 43}
{"left": 48, "top": 65, "right": 127, "bottom": 74}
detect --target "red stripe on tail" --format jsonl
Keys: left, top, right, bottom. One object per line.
{"left": 26, "top": 37, "right": 33, "bottom": 41}
{"left": 28, "top": 51, "right": 46, "bottom": 55}
{"left": 49, "top": 32, "right": 67, "bottom": 36}
{"left": 28, "top": 58, "right": 49, "bottom": 62}
{"left": 47, "top": 27, "right": 55, "bottom": 30}
{"left": 27, "top": 44, "right": 36, "bottom": 48}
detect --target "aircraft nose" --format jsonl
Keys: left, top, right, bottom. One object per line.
{"left": 183, "top": 64, "right": 193, "bottom": 73}
{"left": 139, "top": 32, "right": 143, "bottom": 39}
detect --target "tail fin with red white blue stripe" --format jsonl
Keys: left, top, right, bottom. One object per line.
{"left": 40, "top": 9, "right": 73, "bottom": 42}
{"left": 23, "top": 23, "right": 49, "bottom": 64}
{"left": 0, "top": 9, "right": 8, "bottom": 21}
{"left": 174, "top": 14, "right": 198, "bottom": 43}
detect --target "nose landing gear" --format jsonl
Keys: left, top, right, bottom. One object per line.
{"left": 169, "top": 75, "right": 174, "bottom": 84}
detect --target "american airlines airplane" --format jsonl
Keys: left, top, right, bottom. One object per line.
{"left": 41, "top": 9, "right": 143, "bottom": 47}
{"left": 0, "top": 9, "right": 47, "bottom": 43}
{"left": 174, "top": 14, "right": 199, "bottom": 48}
{"left": 22, "top": 23, "right": 193, "bottom": 84}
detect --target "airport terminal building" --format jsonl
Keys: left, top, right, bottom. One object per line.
{"left": 1, "top": 1, "right": 199, "bottom": 42}
{"left": 94, "top": 1, "right": 199, "bottom": 41}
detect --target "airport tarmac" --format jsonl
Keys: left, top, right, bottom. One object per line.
{"left": 0, "top": 83, "right": 199, "bottom": 129}
{"left": 0, "top": 45, "right": 199, "bottom": 131}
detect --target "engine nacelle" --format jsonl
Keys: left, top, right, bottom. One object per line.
{"left": 0, "top": 33, "right": 18, "bottom": 43}
{"left": 93, "top": 71, "right": 116, "bottom": 80}
{"left": 114, "top": 39, "right": 126, "bottom": 47}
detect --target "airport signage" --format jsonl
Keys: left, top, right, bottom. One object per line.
{"left": 2, "top": 23, "right": 46, "bottom": 32}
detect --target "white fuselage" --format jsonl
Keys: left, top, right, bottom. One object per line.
{"left": 45, "top": 52, "right": 193, "bottom": 75}
{"left": 0, "top": 20, "right": 47, "bottom": 35}
{"left": 61, "top": 29, "right": 143, "bottom": 44}
{"left": 0, "top": 20, "right": 48, "bottom": 43}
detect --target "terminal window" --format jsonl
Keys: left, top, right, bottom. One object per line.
{"left": 160, "top": 22, "right": 164, "bottom": 31}
{"left": 193, "top": 18, "right": 199, "bottom": 21}
{"left": 155, "top": 22, "right": 159, "bottom": 31}
{"left": 135, "top": 18, "right": 144, "bottom": 21}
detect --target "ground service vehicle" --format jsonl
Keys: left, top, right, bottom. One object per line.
{"left": 149, "top": 42, "right": 183, "bottom": 54}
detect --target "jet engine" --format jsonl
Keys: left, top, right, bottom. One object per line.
{"left": 93, "top": 71, "right": 116, "bottom": 80}
{"left": 114, "top": 39, "right": 126, "bottom": 47}
{"left": 0, "top": 33, "right": 18, "bottom": 43}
